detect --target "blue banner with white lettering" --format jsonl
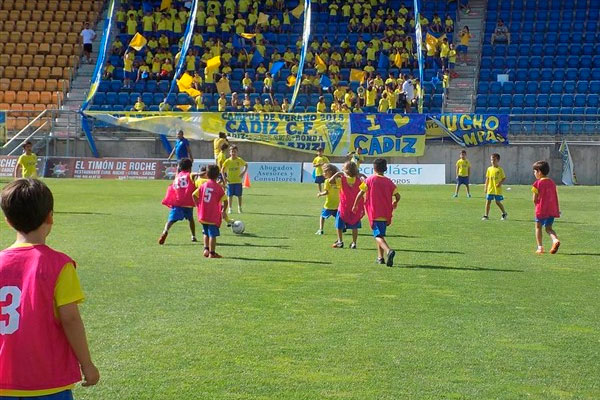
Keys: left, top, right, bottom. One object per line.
{"left": 428, "top": 114, "right": 510, "bottom": 147}
{"left": 349, "top": 113, "right": 426, "bottom": 156}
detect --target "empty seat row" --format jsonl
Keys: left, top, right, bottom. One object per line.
{"left": 479, "top": 68, "right": 600, "bottom": 82}
{"left": 482, "top": 44, "right": 600, "bottom": 57}
{"left": 0, "top": 79, "right": 69, "bottom": 92}
{"left": 485, "top": 31, "right": 597, "bottom": 45}
{"left": 488, "top": 9, "right": 600, "bottom": 21}
{"left": 0, "top": 0, "right": 103, "bottom": 12}
{"left": 479, "top": 81, "right": 600, "bottom": 95}
{"left": 0, "top": 55, "right": 80, "bottom": 69}
{"left": 481, "top": 56, "right": 600, "bottom": 69}
{"left": 0, "top": 66, "right": 73, "bottom": 80}
{"left": 0, "top": 43, "right": 82, "bottom": 57}
{"left": 476, "top": 94, "right": 600, "bottom": 108}
{"left": 0, "top": 90, "right": 63, "bottom": 105}
{"left": 0, "top": 10, "right": 98, "bottom": 25}
{"left": 0, "top": 21, "right": 85, "bottom": 35}
{"left": 488, "top": 0, "right": 594, "bottom": 10}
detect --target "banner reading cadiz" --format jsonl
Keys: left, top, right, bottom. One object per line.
{"left": 427, "top": 114, "right": 509, "bottom": 147}
{"left": 350, "top": 113, "right": 426, "bottom": 156}
{"left": 86, "top": 111, "right": 427, "bottom": 157}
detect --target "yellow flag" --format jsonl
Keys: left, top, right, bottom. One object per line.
{"left": 129, "top": 32, "right": 147, "bottom": 51}
{"left": 216, "top": 78, "right": 232, "bottom": 94}
{"left": 177, "top": 104, "right": 192, "bottom": 112}
{"left": 394, "top": 53, "right": 403, "bottom": 68}
{"left": 185, "top": 88, "right": 202, "bottom": 98}
{"left": 287, "top": 75, "right": 296, "bottom": 87}
{"left": 425, "top": 33, "right": 439, "bottom": 50}
{"left": 176, "top": 72, "right": 193, "bottom": 91}
{"left": 291, "top": 2, "right": 304, "bottom": 18}
{"left": 315, "top": 54, "right": 326, "bottom": 69}
{"left": 240, "top": 33, "right": 256, "bottom": 39}
{"left": 350, "top": 69, "right": 366, "bottom": 82}
{"left": 160, "top": 0, "right": 171, "bottom": 11}
{"left": 206, "top": 55, "right": 221, "bottom": 71}
{"left": 258, "top": 12, "right": 269, "bottom": 25}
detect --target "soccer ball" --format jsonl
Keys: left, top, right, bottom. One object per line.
{"left": 232, "top": 220, "right": 245, "bottom": 234}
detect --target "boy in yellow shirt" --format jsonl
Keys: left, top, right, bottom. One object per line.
{"left": 312, "top": 147, "right": 330, "bottom": 192}
{"left": 482, "top": 153, "right": 508, "bottom": 220}
{"left": 315, "top": 163, "right": 340, "bottom": 235}
{"left": 14, "top": 141, "right": 38, "bottom": 178}
{"left": 221, "top": 145, "right": 248, "bottom": 213}
{"left": 453, "top": 150, "right": 471, "bottom": 198}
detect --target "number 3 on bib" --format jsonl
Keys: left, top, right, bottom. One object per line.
{"left": 0, "top": 286, "right": 22, "bottom": 335}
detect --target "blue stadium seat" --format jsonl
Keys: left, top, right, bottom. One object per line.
{"left": 507, "top": 45, "right": 518, "bottom": 57}
{"left": 476, "top": 95, "right": 487, "bottom": 108}
{"left": 528, "top": 70, "right": 541, "bottom": 81}
{"left": 531, "top": 45, "right": 543, "bottom": 56}
{"left": 493, "top": 45, "right": 506, "bottom": 57}
{"left": 549, "top": 94, "right": 561, "bottom": 107}
{"left": 489, "top": 81, "right": 502, "bottom": 94}
{"left": 587, "top": 94, "right": 599, "bottom": 107}
{"left": 556, "top": 44, "right": 569, "bottom": 56}
{"left": 566, "top": 68, "right": 578, "bottom": 80}
{"left": 480, "top": 70, "right": 491, "bottom": 81}
{"left": 551, "top": 81, "right": 563, "bottom": 94}
{"left": 553, "top": 69, "right": 565, "bottom": 81}
{"left": 580, "top": 56, "right": 593, "bottom": 68}
{"left": 537, "top": 94, "right": 549, "bottom": 107}
{"left": 540, "top": 69, "right": 553, "bottom": 81}
{"left": 523, "top": 107, "right": 536, "bottom": 114}
{"left": 148, "top": 105, "right": 159, "bottom": 112}
{"left": 574, "top": 94, "right": 586, "bottom": 107}
{"left": 512, "top": 107, "right": 524, "bottom": 114}
{"left": 590, "top": 81, "right": 600, "bottom": 93}
{"left": 513, "top": 94, "right": 524, "bottom": 107}
{"left": 514, "top": 81, "right": 526, "bottom": 94}
{"left": 133, "top": 81, "right": 145, "bottom": 92}
{"left": 539, "top": 81, "right": 551, "bottom": 94}
{"left": 592, "top": 70, "right": 600, "bottom": 80}
{"left": 526, "top": 81, "right": 539, "bottom": 94}
{"left": 502, "top": 82, "right": 514, "bottom": 94}
{"left": 567, "top": 56, "right": 580, "bottom": 68}
{"left": 141, "top": 93, "right": 153, "bottom": 105}
{"left": 157, "top": 80, "right": 169, "bottom": 93}
{"left": 152, "top": 93, "right": 164, "bottom": 105}
{"left": 110, "top": 80, "right": 123, "bottom": 92}
{"left": 129, "top": 92, "right": 141, "bottom": 104}
{"left": 542, "top": 57, "right": 554, "bottom": 69}
{"left": 488, "top": 94, "right": 500, "bottom": 107}
{"left": 482, "top": 45, "right": 493, "bottom": 57}
{"left": 505, "top": 57, "right": 517, "bottom": 69}
{"left": 576, "top": 81, "right": 589, "bottom": 93}
{"left": 98, "top": 81, "right": 110, "bottom": 92}
{"left": 572, "top": 107, "right": 585, "bottom": 115}
{"left": 564, "top": 81, "right": 576, "bottom": 93}
{"left": 554, "top": 57, "right": 567, "bottom": 69}
{"left": 94, "top": 92, "right": 106, "bottom": 105}
{"left": 146, "top": 80, "right": 157, "bottom": 93}
{"left": 562, "top": 94, "right": 574, "bottom": 107}
{"left": 579, "top": 68, "right": 591, "bottom": 81}
{"left": 518, "top": 45, "right": 529, "bottom": 56}
{"left": 117, "top": 93, "right": 129, "bottom": 106}
{"left": 517, "top": 57, "right": 529, "bottom": 68}
{"left": 481, "top": 57, "right": 492, "bottom": 69}
{"left": 478, "top": 81, "right": 490, "bottom": 94}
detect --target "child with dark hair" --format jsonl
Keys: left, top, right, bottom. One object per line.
{"left": 194, "top": 165, "right": 229, "bottom": 258}
{"left": 159, "top": 158, "right": 197, "bottom": 244}
{"left": 482, "top": 153, "right": 507, "bottom": 221}
{"left": 353, "top": 158, "right": 400, "bottom": 266}
{"left": 0, "top": 179, "right": 100, "bottom": 397}
{"left": 532, "top": 160, "right": 561, "bottom": 254}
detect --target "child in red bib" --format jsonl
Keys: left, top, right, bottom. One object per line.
{"left": 532, "top": 160, "right": 561, "bottom": 254}
{"left": 353, "top": 158, "right": 401, "bottom": 266}
{"left": 0, "top": 179, "right": 99, "bottom": 398}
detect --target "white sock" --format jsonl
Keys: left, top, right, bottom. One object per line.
{"left": 537, "top": 245, "right": 543, "bottom": 250}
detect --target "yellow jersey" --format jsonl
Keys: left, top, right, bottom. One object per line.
{"left": 456, "top": 159, "right": 470, "bottom": 177}
{"left": 216, "top": 151, "right": 227, "bottom": 169}
{"left": 222, "top": 157, "right": 247, "bottom": 184}
{"left": 486, "top": 166, "right": 506, "bottom": 195}
{"left": 17, "top": 153, "right": 38, "bottom": 178}
{"left": 312, "top": 156, "right": 329, "bottom": 176}
{"left": 322, "top": 179, "right": 340, "bottom": 210}
{"left": 213, "top": 137, "right": 227, "bottom": 156}
{"left": 195, "top": 177, "right": 208, "bottom": 187}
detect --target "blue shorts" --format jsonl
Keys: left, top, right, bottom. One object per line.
{"left": 372, "top": 220, "right": 388, "bottom": 238}
{"left": 535, "top": 217, "right": 555, "bottom": 227}
{"left": 123, "top": 70, "right": 135, "bottom": 79}
{"left": 335, "top": 214, "right": 361, "bottom": 230}
{"left": 486, "top": 194, "right": 504, "bottom": 201}
{"left": 457, "top": 45, "right": 468, "bottom": 53}
{"left": 314, "top": 175, "right": 325, "bottom": 184}
{"left": 449, "top": 62, "right": 455, "bottom": 69}
{"left": 202, "top": 223, "right": 220, "bottom": 237}
{"left": 321, "top": 208, "right": 338, "bottom": 219}
{"left": 1, "top": 390, "right": 73, "bottom": 400}
{"left": 227, "top": 183, "right": 243, "bottom": 197}
{"left": 168, "top": 207, "right": 194, "bottom": 222}
{"left": 457, "top": 176, "right": 470, "bottom": 185}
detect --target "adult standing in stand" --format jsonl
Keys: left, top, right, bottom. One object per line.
{"left": 80, "top": 22, "right": 97, "bottom": 64}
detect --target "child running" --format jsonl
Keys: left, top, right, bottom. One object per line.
{"left": 159, "top": 158, "right": 197, "bottom": 244}
{"left": 532, "top": 160, "right": 561, "bottom": 254}
{"left": 312, "top": 147, "right": 330, "bottom": 192}
{"left": 221, "top": 145, "right": 248, "bottom": 214}
{"left": 329, "top": 161, "right": 366, "bottom": 248}
{"left": 315, "top": 163, "right": 340, "bottom": 235}
{"left": 353, "top": 158, "right": 400, "bottom": 266}
{"left": 453, "top": 149, "right": 471, "bottom": 197}
{"left": 0, "top": 179, "right": 100, "bottom": 397}
{"left": 194, "top": 165, "right": 229, "bottom": 258}
{"left": 482, "top": 153, "right": 508, "bottom": 220}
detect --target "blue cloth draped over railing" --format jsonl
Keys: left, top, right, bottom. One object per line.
{"left": 414, "top": 0, "right": 425, "bottom": 113}
{"left": 289, "top": 0, "right": 312, "bottom": 110}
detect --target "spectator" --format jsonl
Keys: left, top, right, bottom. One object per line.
{"left": 168, "top": 130, "right": 193, "bottom": 161}
{"left": 103, "top": 61, "right": 114, "bottom": 80}
{"left": 402, "top": 77, "right": 414, "bottom": 113}
{"left": 242, "top": 72, "right": 253, "bottom": 93}
{"left": 80, "top": 22, "right": 96, "bottom": 64}
{"left": 457, "top": 25, "right": 471, "bottom": 65}
{"left": 218, "top": 93, "right": 227, "bottom": 111}
{"left": 491, "top": 19, "right": 511, "bottom": 45}
{"left": 132, "top": 96, "right": 146, "bottom": 112}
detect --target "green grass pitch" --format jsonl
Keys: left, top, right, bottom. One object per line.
{"left": 1, "top": 179, "right": 599, "bottom": 399}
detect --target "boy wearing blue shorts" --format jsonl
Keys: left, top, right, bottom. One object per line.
{"left": 453, "top": 150, "right": 471, "bottom": 197}
{"left": 315, "top": 164, "right": 339, "bottom": 235}
{"left": 221, "top": 145, "right": 248, "bottom": 214}
{"left": 312, "top": 147, "right": 330, "bottom": 192}
{"left": 482, "top": 153, "right": 508, "bottom": 220}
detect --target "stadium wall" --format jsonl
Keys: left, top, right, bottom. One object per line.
{"left": 52, "top": 139, "right": 599, "bottom": 185}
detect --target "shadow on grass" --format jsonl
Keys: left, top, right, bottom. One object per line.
{"left": 403, "top": 264, "right": 523, "bottom": 273}
{"left": 352, "top": 248, "right": 463, "bottom": 254}
{"left": 229, "top": 256, "right": 332, "bottom": 265}
{"left": 511, "top": 219, "right": 585, "bottom": 225}
{"left": 220, "top": 242, "right": 290, "bottom": 249}
{"left": 561, "top": 252, "right": 600, "bottom": 256}
{"left": 245, "top": 211, "right": 315, "bottom": 218}
{"left": 357, "top": 233, "right": 420, "bottom": 238}
{"left": 55, "top": 211, "right": 111, "bottom": 215}
{"left": 241, "top": 233, "right": 290, "bottom": 239}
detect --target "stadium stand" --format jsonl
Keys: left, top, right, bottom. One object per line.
{"left": 479, "top": 0, "right": 600, "bottom": 134}
{"left": 88, "top": 0, "right": 457, "bottom": 113}
{"left": 0, "top": 0, "right": 105, "bottom": 129}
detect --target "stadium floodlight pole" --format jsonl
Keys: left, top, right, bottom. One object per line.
{"left": 289, "top": 0, "right": 312, "bottom": 110}
{"left": 413, "top": 0, "right": 425, "bottom": 114}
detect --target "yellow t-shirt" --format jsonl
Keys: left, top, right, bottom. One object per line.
{"left": 126, "top": 18, "right": 138, "bottom": 35}
{"left": 316, "top": 102, "right": 326, "bottom": 113}
{"left": 365, "top": 88, "right": 376, "bottom": 107}
{"left": 222, "top": 157, "right": 247, "bottom": 184}
{"left": 216, "top": 151, "right": 227, "bottom": 169}
{"left": 460, "top": 32, "right": 471, "bottom": 46}
{"left": 456, "top": 159, "right": 470, "bottom": 177}
{"left": 312, "top": 156, "right": 329, "bottom": 176}
{"left": 195, "top": 177, "right": 208, "bottom": 187}
{"left": 440, "top": 43, "right": 449, "bottom": 58}
{"left": 213, "top": 137, "right": 227, "bottom": 156}
{"left": 486, "top": 166, "right": 506, "bottom": 195}
{"left": 142, "top": 15, "right": 154, "bottom": 31}
{"left": 17, "top": 153, "right": 38, "bottom": 178}
{"left": 0, "top": 252, "right": 83, "bottom": 397}
{"left": 322, "top": 179, "right": 340, "bottom": 210}
{"left": 378, "top": 98, "right": 389, "bottom": 113}
{"left": 218, "top": 97, "right": 226, "bottom": 111}
{"left": 123, "top": 53, "right": 134, "bottom": 72}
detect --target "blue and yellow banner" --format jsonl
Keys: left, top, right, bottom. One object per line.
{"left": 350, "top": 113, "right": 426, "bottom": 156}
{"left": 427, "top": 114, "right": 509, "bottom": 147}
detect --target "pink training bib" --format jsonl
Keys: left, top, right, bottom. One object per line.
{"left": 338, "top": 176, "right": 365, "bottom": 226}
{"left": 196, "top": 180, "right": 225, "bottom": 227}
{"left": 364, "top": 175, "right": 397, "bottom": 228}
{"left": 162, "top": 171, "right": 196, "bottom": 208}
